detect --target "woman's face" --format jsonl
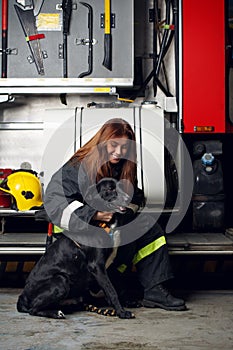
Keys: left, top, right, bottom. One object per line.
{"left": 106, "top": 137, "right": 129, "bottom": 164}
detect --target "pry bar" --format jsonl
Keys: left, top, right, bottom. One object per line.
{"left": 78, "top": 2, "right": 93, "bottom": 78}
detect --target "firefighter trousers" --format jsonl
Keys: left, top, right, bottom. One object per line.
{"left": 108, "top": 221, "right": 174, "bottom": 292}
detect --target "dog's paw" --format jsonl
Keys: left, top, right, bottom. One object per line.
{"left": 118, "top": 309, "right": 135, "bottom": 319}
{"left": 56, "top": 310, "right": 66, "bottom": 319}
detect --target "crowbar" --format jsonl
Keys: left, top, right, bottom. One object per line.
{"left": 78, "top": 2, "right": 93, "bottom": 78}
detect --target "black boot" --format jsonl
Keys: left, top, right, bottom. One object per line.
{"left": 143, "top": 284, "right": 187, "bottom": 311}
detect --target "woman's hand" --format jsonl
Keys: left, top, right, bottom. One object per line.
{"left": 92, "top": 211, "right": 113, "bottom": 222}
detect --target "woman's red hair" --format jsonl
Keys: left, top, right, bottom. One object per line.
{"left": 70, "top": 118, "right": 137, "bottom": 189}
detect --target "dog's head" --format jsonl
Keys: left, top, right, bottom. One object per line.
{"left": 84, "top": 178, "right": 131, "bottom": 213}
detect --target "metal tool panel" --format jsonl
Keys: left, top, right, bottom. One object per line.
{"left": 0, "top": 0, "right": 134, "bottom": 90}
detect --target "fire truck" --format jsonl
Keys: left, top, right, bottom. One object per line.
{"left": 0, "top": 0, "right": 232, "bottom": 280}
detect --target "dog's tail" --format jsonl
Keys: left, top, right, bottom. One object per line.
{"left": 85, "top": 304, "right": 117, "bottom": 317}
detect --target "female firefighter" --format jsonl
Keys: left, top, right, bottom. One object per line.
{"left": 44, "top": 117, "right": 186, "bottom": 311}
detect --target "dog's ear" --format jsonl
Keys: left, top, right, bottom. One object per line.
{"left": 83, "top": 179, "right": 109, "bottom": 202}
{"left": 117, "top": 179, "right": 134, "bottom": 201}
{"left": 83, "top": 178, "right": 116, "bottom": 211}
{"left": 83, "top": 183, "right": 98, "bottom": 202}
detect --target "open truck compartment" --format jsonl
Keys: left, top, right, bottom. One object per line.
{"left": 0, "top": 0, "right": 134, "bottom": 93}
{"left": 0, "top": 0, "right": 233, "bottom": 258}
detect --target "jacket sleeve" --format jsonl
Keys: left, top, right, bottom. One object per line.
{"left": 44, "top": 162, "right": 96, "bottom": 232}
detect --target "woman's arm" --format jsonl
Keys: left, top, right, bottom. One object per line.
{"left": 44, "top": 162, "right": 96, "bottom": 231}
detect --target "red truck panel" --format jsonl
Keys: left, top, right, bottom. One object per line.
{"left": 182, "top": 0, "right": 226, "bottom": 133}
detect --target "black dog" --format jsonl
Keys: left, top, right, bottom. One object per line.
{"left": 17, "top": 178, "right": 135, "bottom": 319}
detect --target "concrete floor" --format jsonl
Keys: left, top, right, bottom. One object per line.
{"left": 0, "top": 288, "right": 232, "bottom": 350}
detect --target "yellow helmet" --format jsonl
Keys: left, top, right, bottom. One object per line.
{"left": 0, "top": 170, "right": 43, "bottom": 211}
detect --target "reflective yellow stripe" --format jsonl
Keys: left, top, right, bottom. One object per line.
{"left": 53, "top": 225, "right": 63, "bottom": 233}
{"left": 117, "top": 264, "right": 127, "bottom": 273}
{"left": 133, "top": 236, "right": 166, "bottom": 265}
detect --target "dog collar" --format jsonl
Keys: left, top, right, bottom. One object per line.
{"left": 98, "top": 222, "right": 111, "bottom": 234}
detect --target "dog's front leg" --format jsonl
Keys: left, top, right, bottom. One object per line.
{"left": 88, "top": 262, "right": 135, "bottom": 319}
